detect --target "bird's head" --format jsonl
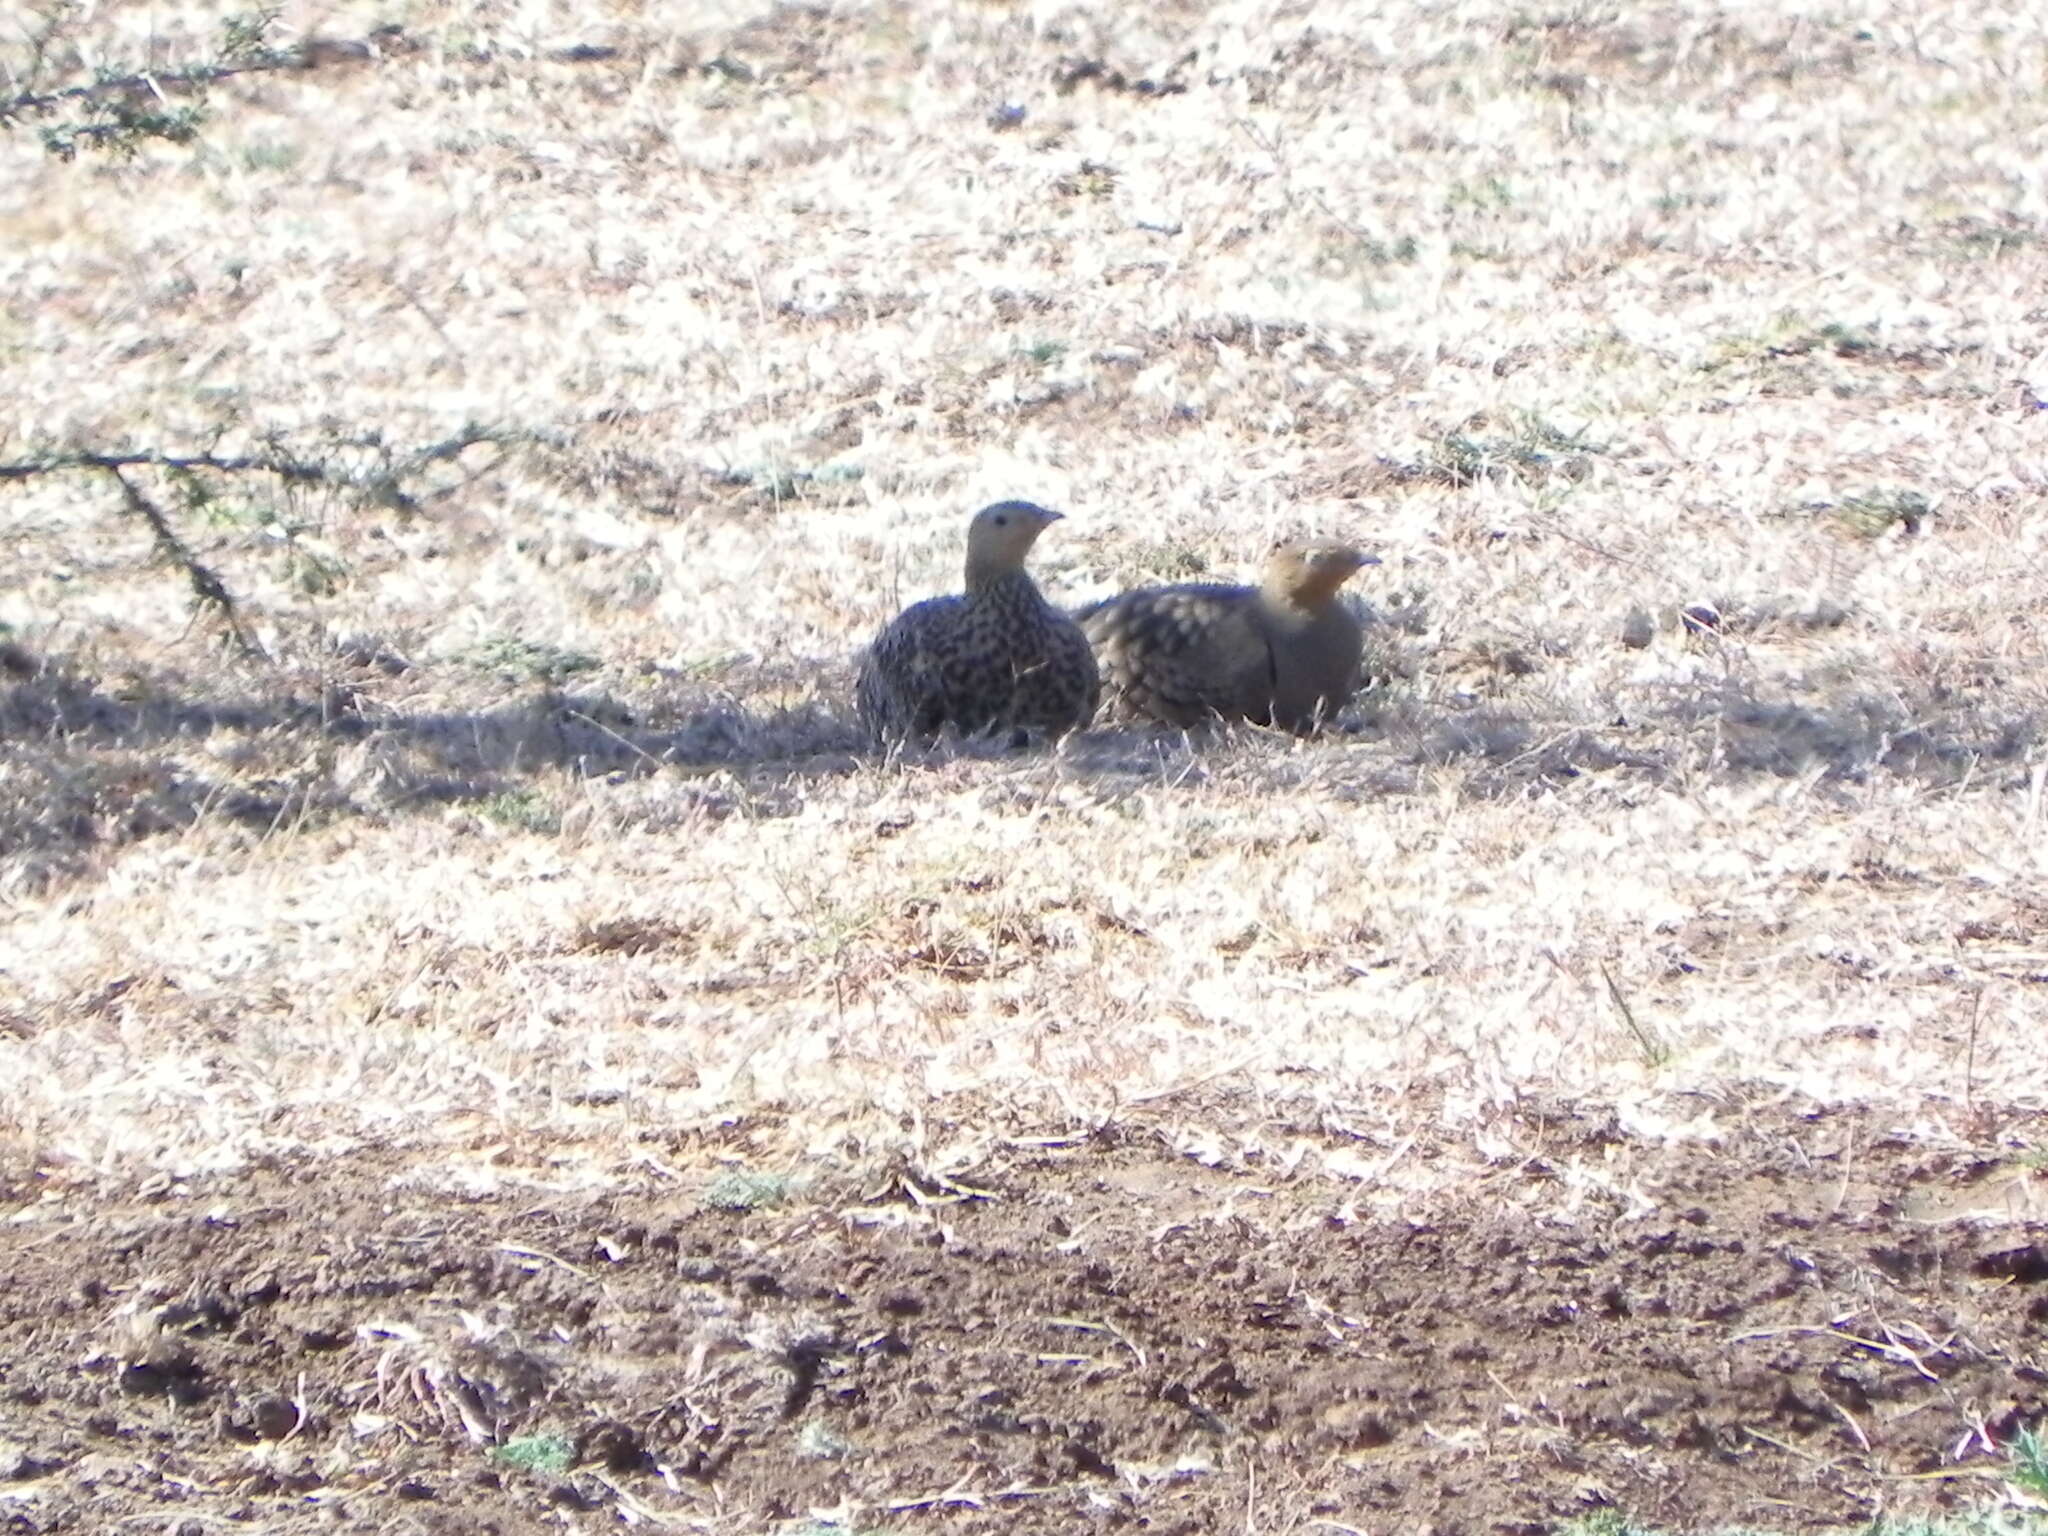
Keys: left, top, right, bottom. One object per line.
{"left": 965, "top": 500, "right": 1063, "bottom": 586}
{"left": 1266, "top": 541, "right": 1377, "bottom": 608}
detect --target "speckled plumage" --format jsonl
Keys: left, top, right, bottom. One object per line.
{"left": 856, "top": 501, "right": 1101, "bottom": 747}
{"left": 1079, "top": 541, "right": 1375, "bottom": 733}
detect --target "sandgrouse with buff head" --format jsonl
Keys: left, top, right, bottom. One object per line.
{"left": 1078, "top": 541, "right": 1377, "bottom": 732}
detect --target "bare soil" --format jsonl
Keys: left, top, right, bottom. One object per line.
{"left": 5, "top": 1107, "right": 2047, "bottom": 1534}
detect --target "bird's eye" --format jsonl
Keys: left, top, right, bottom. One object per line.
{"left": 994, "top": 516, "right": 1008, "bottom": 526}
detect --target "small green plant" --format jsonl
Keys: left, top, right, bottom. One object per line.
{"left": 1556, "top": 1516, "right": 1649, "bottom": 1536}
{"left": 1445, "top": 175, "right": 1515, "bottom": 212}
{"left": 1814, "top": 320, "right": 1877, "bottom": 355}
{"left": 796, "top": 1420, "right": 858, "bottom": 1459}
{"left": 1051, "top": 159, "right": 1117, "bottom": 198}
{"left": 701, "top": 1169, "right": 793, "bottom": 1212}
{"left": 1319, "top": 234, "right": 1420, "bottom": 273}
{"left": 1707, "top": 313, "right": 1881, "bottom": 371}
{"left": 162, "top": 465, "right": 351, "bottom": 594}
{"left": 465, "top": 637, "right": 600, "bottom": 685}
{"left": 665, "top": 650, "right": 742, "bottom": 681}
{"left": 1652, "top": 189, "right": 1724, "bottom": 214}
{"left": 491, "top": 1433, "right": 573, "bottom": 1474}
{"left": 238, "top": 137, "right": 301, "bottom": 173}
{"left": 1404, "top": 415, "right": 1609, "bottom": 488}
{"left": 285, "top": 545, "right": 348, "bottom": 597}
{"left": 712, "top": 460, "right": 864, "bottom": 503}
{"left": 1361, "top": 233, "right": 1420, "bottom": 264}
{"left": 1829, "top": 487, "right": 1931, "bottom": 539}
{"left": 2010, "top": 1422, "right": 2048, "bottom": 1499}
{"left": 479, "top": 790, "right": 560, "bottom": 835}
{"left": 176, "top": 473, "right": 266, "bottom": 532}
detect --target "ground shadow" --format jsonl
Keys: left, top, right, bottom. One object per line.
{"left": 1343, "top": 673, "right": 2043, "bottom": 801}
{"left": 0, "top": 651, "right": 868, "bottom": 887}
{"left": 4, "top": 643, "right": 2040, "bottom": 888}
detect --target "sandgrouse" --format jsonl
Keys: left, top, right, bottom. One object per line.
{"left": 855, "top": 500, "right": 1101, "bottom": 747}
{"left": 1078, "top": 541, "right": 1377, "bottom": 732}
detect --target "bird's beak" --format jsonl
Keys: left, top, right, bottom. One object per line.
{"left": 1351, "top": 551, "right": 1381, "bottom": 569}
{"left": 1037, "top": 508, "right": 1066, "bottom": 525}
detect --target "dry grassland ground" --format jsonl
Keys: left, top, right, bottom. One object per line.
{"left": 3, "top": 0, "right": 2048, "bottom": 1530}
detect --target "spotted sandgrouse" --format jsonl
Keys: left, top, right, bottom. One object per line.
{"left": 855, "top": 501, "right": 1101, "bottom": 747}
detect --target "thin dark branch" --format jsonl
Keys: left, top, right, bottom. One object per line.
{"left": 1599, "top": 959, "right": 1666, "bottom": 1066}
{"left": 34, "top": 108, "right": 205, "bottom": 156}
{"left": 1, "top": 53, "right": 292, "bottom": 124}
{"left": 0, "top": 426, "right": 522, "bottom": 499}
{"left": 1, "top": 14, "right": 400, "bottom": 139}
{"left": 1, "top": 427, "right": 537, "bottom": 660}
{"left": 1, "top": 449, "right": 329, "bottom": 484}
{"left": 104, "top": 466, "right": 265, "bottom": 660}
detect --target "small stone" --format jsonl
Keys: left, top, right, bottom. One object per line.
{"left": 250, "top": 1395, "right": 299, "bottom": 1440}
{"left": 1621, "top": 607, "right": 1655, "bottom": 649}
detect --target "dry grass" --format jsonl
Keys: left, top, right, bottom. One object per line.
{"left": 3, "top": 0, "right": 2047, "bottom": 1189}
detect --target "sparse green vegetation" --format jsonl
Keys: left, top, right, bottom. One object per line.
{"left": 1562, "top": 1514, "right": 2048, "bottom": 1536}
{"left": 1828, "top": 487, "right": 1934, "bottom": 539}
{"left": 478, "top": 788, "right": 560, "bottom": 834}
{"left": 491, "top": 1433, "right": 574, "bottom": 1474}
{"left": 702, "top": 1168, "right": 795, "bottom": 1212}
{"left": 0, "top": 425, "right": 527, "bottom": 652}
{"left": 1707, "top": 314, "right": 1883, "bottom": 371}
{"left": 1946, "top": 216, "right": 2042, "bottom": 257}
{"left": 1399, "top": 415, "right": 1610, "bottom": 488}
{"left": 236, "top": 136, "right": 301, "bottom": 173}
{"left": 711, "top": 459, "right": 866, "bottom": 502}
{"left": 463, "top": 636, "right": 600, "bottom": 685}
{"left": 795, "top": 1421, "right": 859, "bottom": 1460}
{"left": 2010, "top": 1424, "right": 2048, "bottom": 1500}
{"left": 1320, "top": 232, "right": 1422, "bottom": 271}
{"left": 1054, "top": 159, "right": 1118, "bottom": 197}
{"left": 1560, "top": 1429, "right": 2048, "bottom": 1534}
{"left": 1652, "top": 189, "right": 1723, "bottom": 214}
{"left": 1446, "top": 174, "right": 1516, "bottom": 212}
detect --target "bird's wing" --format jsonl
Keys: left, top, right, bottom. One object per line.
{"left": 857, "top": 596, "right": 967, "bottom": 740}
{"left": 1080, "top": 585, "right": 1276, "bottom": 726}
{"left": 1030, "top": 609, "right": 1101, "bottom": 729}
